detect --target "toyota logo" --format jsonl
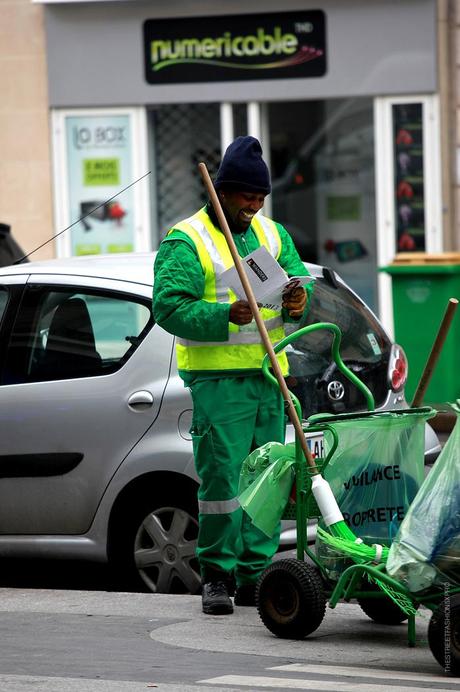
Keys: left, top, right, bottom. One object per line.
{"left": 327, "top": 381, "right": 345, "bottom": 401}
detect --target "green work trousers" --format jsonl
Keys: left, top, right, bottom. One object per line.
{"left": 190, "top": 375, "right": 285, "bottom": 586}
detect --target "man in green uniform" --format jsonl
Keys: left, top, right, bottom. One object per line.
{"left": 153, "top": 136, "right": 313, "bottom": 615}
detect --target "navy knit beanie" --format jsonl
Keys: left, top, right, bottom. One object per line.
{"left": 214, "top": 136, "right": 271, "bottom": 194}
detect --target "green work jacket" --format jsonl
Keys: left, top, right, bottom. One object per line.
{"left": 153, "top": 205, "right": 313, "bottom": 384}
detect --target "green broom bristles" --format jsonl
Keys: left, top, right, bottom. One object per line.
{"left": 317, "top": 526, "right": 390, "bottom": 564}
{"left": 310, "top": 475, "right": 378, "bottom": 550}
{"left": 309, "top": 464, "right": 416, "bottom": 616}
{"left": 328, "top": 520, "right": 361, "bottom": 542}
{"left": 317, "top": 528, "right": 416, "bottom": 615}
{"left": 310, "top": 475, "right": 388, "bottom": 561}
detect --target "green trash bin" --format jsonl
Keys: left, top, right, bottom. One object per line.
{"left": 381, "top": 253, "right": 460, "bottom": 405}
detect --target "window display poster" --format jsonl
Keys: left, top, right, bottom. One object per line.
{"left": 65, "top": 114, "right": 135, "bottom": 256}
{"left": 392, "top": 103, "right": 425, "bottom": 252}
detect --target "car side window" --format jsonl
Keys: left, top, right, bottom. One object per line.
{"left": 3, "top": 286, "right": 152, "bottom": 384}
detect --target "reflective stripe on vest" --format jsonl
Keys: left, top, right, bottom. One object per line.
{"left": 252, "top": 215, "right": 281, "bottom": 260}
{"left": 171, "top": 209, "right": 288, "bottom": 374}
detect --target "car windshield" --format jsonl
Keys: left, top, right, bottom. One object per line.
{"left": 285, "top": 272, "right": 392, "bottom": 416}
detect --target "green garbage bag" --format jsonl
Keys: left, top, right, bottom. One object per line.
{"left": 238, "top": 441, "right": 296, "bottom": 537}
{"left": 314, "top": 408, "right": 435, "bottom": 580}
{"left": 387, "top": 400, "right": 460, "bottom": 592}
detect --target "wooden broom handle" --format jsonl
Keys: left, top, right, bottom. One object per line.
{"left": 198, "top": 162, "right": 317, "bottom": 471}
{"left": 411, "top": 297, "right": 459, "bottom": 407}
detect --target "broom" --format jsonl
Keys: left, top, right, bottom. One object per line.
{"left": 198, "top": 161, "right": 372, "bottom": 552}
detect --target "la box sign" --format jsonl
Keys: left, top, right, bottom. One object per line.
{"left": 143, "top": 10, "right": 326, "bottom": 85}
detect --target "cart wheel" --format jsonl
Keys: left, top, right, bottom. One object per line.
{"left": 428, "top": 594, "right": 460, "bottom": 676}
{"left": 357, "top": 582, "right": 410, "bottom": 625}
{"left": 256, "top": 558, "right": 326, "bottom": 639}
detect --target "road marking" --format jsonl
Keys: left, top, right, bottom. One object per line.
{"left": 197, "top": 675, "right": 459, "bottom": 691}
{"left": 270, "top": 663, "right": 459, "bottom": 686}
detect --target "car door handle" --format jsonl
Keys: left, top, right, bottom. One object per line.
{"left": 127, "top": 390, "right": 154, "bottom": 410}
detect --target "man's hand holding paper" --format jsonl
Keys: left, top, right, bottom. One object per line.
{"left": 282, "top": 282, "right": 307, "bottom": 318}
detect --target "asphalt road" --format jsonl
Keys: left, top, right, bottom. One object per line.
{"left": 0, "top": 588, "right": 459, "bottom": 691}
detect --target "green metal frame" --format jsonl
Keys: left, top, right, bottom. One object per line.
{"left": 262, "top": 322, "right": 375, "bottom": 562}
{"left": 261, "top": 322, "right": 459, "bottom": 647}
{"left": 262, "top": 322, "right": 376, "bottom": 413}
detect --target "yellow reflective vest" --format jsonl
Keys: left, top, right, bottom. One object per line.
{"left": 171, "top": 208, "right": 289, "bottom": 375}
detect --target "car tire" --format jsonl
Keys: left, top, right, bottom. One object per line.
{"left": 256, "top": 558, "right": 326, "bottom": 639}
{"left": 110, "top": 489, "right": 201, "bottom": 595}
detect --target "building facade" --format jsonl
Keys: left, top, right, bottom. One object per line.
{"left": 0, "top": 0, "right": 53, "bottom": 262}
{"left": 3, "top": 0, "right": 460, "bottom": 330}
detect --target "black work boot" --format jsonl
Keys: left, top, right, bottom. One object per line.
{"left": 234, "top": 583, "right": 257, "bottom": 607}
{"left": 202, "top": 580, "right": 233, "bottom": 615}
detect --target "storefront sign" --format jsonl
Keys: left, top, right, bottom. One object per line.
{"left": 65, "top": 114, "right": 135, "bottom": 256}
{"left": 144, "top": 11, "right": 326, "bottom": 84}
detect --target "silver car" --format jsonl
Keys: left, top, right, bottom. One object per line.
{"left": 0, "top": 253, "right": 440, "bottom": 593}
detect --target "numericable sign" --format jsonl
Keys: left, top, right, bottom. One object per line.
{"left": 144, "top": 10, "right": 326, "bottom": 84}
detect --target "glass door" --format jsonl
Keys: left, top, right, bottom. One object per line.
{"left": 266, "top": 98, "right": 378, "bottom": 311}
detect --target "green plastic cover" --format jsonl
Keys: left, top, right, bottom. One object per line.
{"left": 238, "top": 441, "right": 296, "bottom": 537}
{"left": 315, "top": 409, "right": 434, "bottom": 580}
{"left": 238, "top": 408, "right": 434, "bottom": 553}
{"left": 387, "top": 401, "right": 460, "bottom": 592}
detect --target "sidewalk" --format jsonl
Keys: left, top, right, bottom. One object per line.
{"left": 0, "top": 587, "right": 442, "bottom": 685}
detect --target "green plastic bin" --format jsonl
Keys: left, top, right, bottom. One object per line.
{"left": 381, "top": 253, "right": 460, "bottom": 405}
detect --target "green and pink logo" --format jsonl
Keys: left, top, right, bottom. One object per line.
{"left": 144, "top": 12, "right": 326, "bottom": 85}
{"left": 149, "top": 27, "right": 323, "bottom": 72}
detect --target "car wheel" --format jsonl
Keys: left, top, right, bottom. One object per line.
{"left": 110, "top": 491, "right": 201, "bottom": 594}
{"left": 134, "top": 504, "right": 200, "bottom": 594}
{"left": 428, "top": 594, "right": 460, "bottom": 675}
{"left": 257, "top": 558, "right": 326, "bottom": 639}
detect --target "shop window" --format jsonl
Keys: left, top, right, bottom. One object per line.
{"left": 392, "top": 103, "right": 425, "bottom": 252}
{"left": 268, "top": 98, "right": 377, "bottom": 310}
